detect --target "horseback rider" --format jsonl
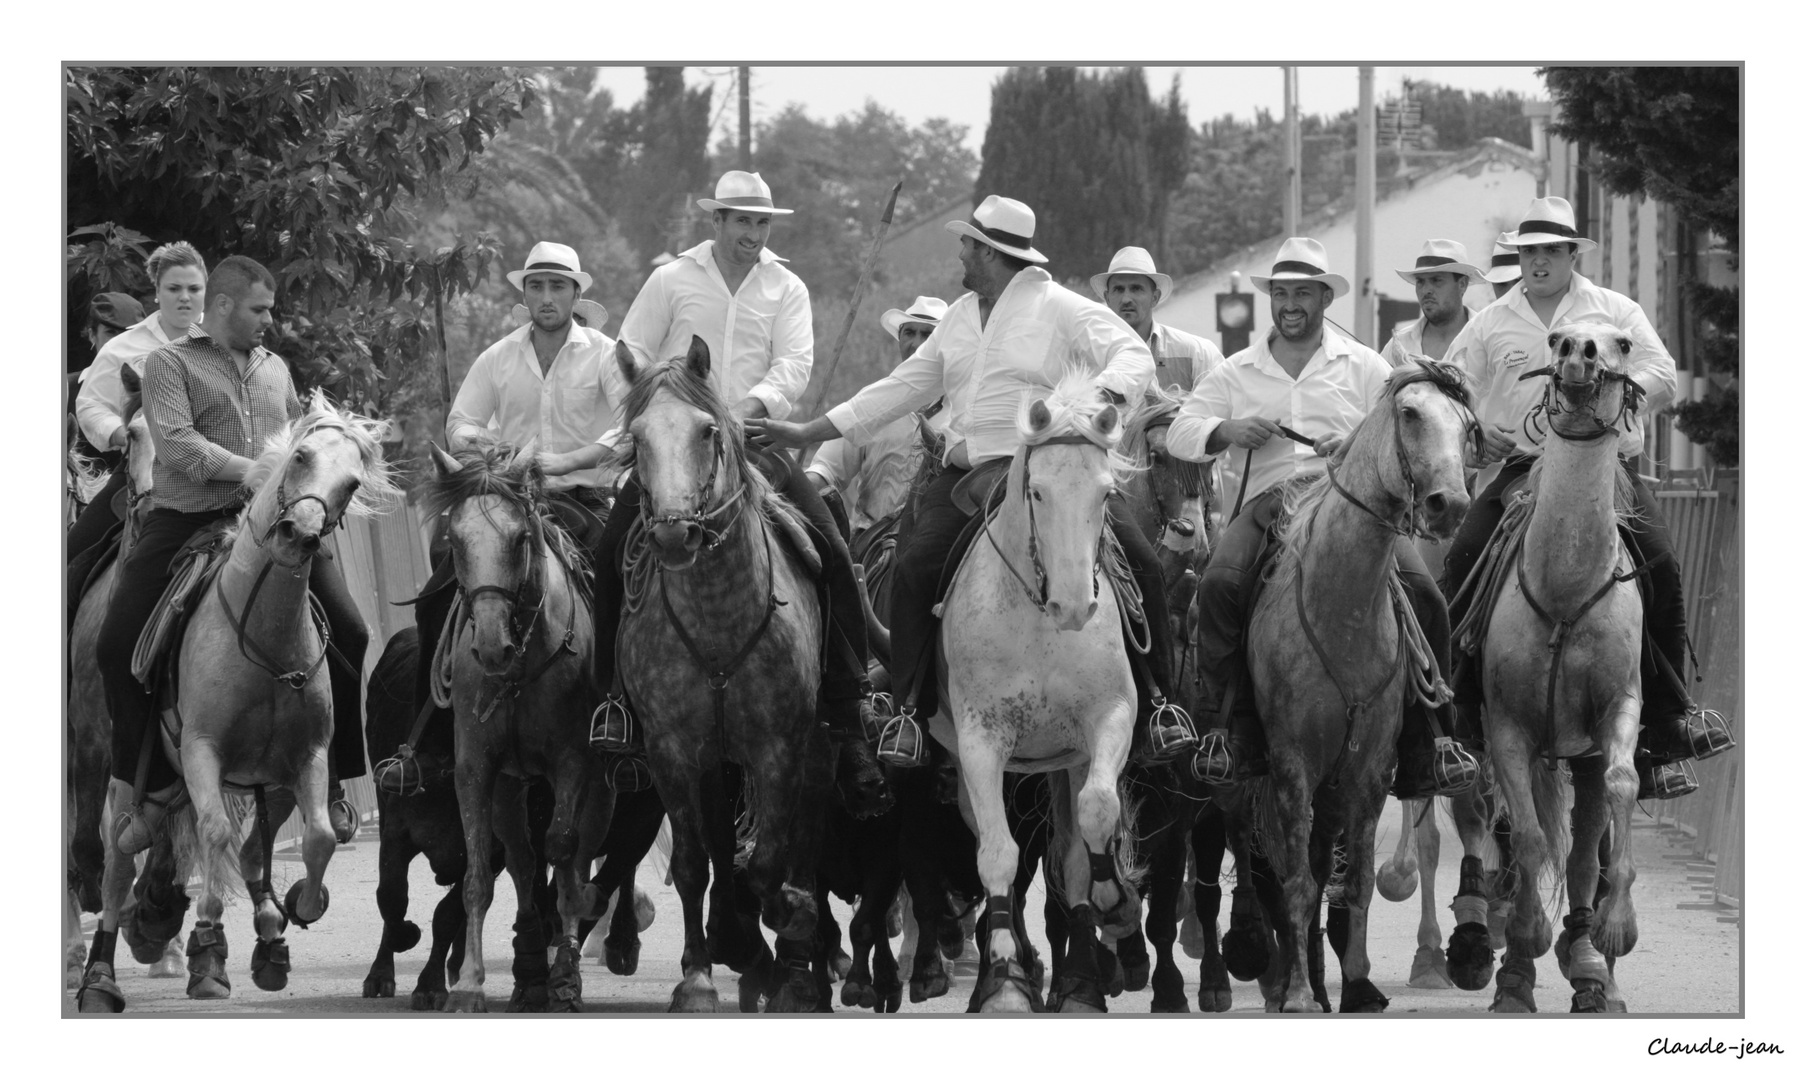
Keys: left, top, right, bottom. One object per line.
{"left": 1166, "top": 236, "right": 1479, "bottom": 799}
{"left": 409, "top": 242, "right": 629, "bottom": 727}
{"left": 100, "top": 255, "right": 370, "bottom": 855}
{"left": 1380, "top": 239, "right": 1486, "bottom": 367}
{"left": 1090, "top": 245, "right": 1225, "bottom": 395}
{"left": 1440, "top": 196, "right": 1734, "bottom": 798}
{"left": 748, "top": 194, "right": 1196, "bottom": 767}
{"left": 804, "top": 294, "right": 950, "bottom": 539}
{"left": 548, "top": 171, "right": 887, "bottom": 792}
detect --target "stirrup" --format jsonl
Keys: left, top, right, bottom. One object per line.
{"left": 1189, "top": 729, "right": 1236, "bottom": 786}
{"left": 1682, "top": 706, "right": 1736, "bottom": 761}
{"left": 1145, "top": 697, "right": 1200, "bottom": 761}
{"left": 1431, "top": 737, "right": 1480, "bottom": 795}
{"left": 589, "top": 694, "right": 639, "bottom": 753}
{"left": 864, "top": 692, "right": 895, "bottom": 742}
{"left": 373, "top": 745, "right": 424, "bottom": 797}
{"left": 876, "top": 709, "right": 926, "bottom": 768}
{"left": 329, "top": 797, "right": 359, "bottom": 843}
{"left": 601, "top": 753, "right": 655, "bottom": 794}
{"left": 114, "top": 783, "right": 189, "bottom": 857}
{"left": 1638, "top": 758, "right": 1698, "bottom": 801}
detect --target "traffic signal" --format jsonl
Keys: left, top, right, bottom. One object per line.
{"left": 1216, "top": 291, "right": 1254, "bottom": 356}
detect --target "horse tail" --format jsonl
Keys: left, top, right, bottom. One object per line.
{"left": 1244, "top": 777, "right": 1288, "bottom": 878}
{"left": 168, "top": 792, "right": 247, "bottom": 907}
{"left": 1527, "top": 760, "right": 1574, "bottom": 916}
{"left": 1044, "top": 773, "right": 1145, "bottom": 903}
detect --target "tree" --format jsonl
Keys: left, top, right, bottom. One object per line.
{"left": 65, "top": 66, "right": 539, "bottom": 413}
{"left": 1542, "top": 66, "right": 1740, "bottom": 466}
{"left": 1407, "top": 81, "right": 1532, "bottom": 152}
{"left": 974, "top": 67, "right": 1189, "bottom": 283}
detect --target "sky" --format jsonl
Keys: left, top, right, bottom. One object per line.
{"left": 590, "top": 65, "right": 1552, "bottom": 155}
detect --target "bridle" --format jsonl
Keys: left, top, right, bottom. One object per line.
{"left": 1138, "top": 418, "right": 1204, "bottom": 547}
{"left": 1517, "top": 361, "right": 1644, "bottom": 444}
{"left": 982, "top": 434, "right": 1108, "bottom": 612}
{"left": 637, "top": 425, "right": 752, "bottom": 555}
{"left": 1322, "top": 377, "right": 1478, "bottom": 540}
{"left": 454, "top": 498, "right": 578, "bottom": 723}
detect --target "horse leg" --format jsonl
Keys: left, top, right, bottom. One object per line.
{"left": 1408, "top": 799, "right": 1455, "bottom": 988}
{"left": 75, "top": 781, "right": 141, "bottom": 1012}
{"left": 1272, "top": 774, "right": 1320, "bottom": 1013}
{"left": 1046, "top": 769, "right": 1108, "bottom": 1013}
{"left": 1562, "top": 755, "right": 1613, "bottom": 1013}
{"left": 1447, "top": 782, "right": 1498, "bottom": 990}
{"left": 1376, "top": 798, "right": 1421, "bottom": 903}
{"left": 956, "top": 738, "right": 1037, "bottom": 1013}
{"left": 181, "top": 745, "right": 235, "bottom": 1001}
{"left": 1145, "top": 812, "right": 1190, "bottom": 1012}
{"left": 1488, "top": 732, "right": 1548, "bottom": 1013}
{"left": 1594, "top": 692, "right": 1641, "bottom": 977}
{"left": 546, "top": 766, "right": 608, "bottom": 1014}
{"left": 603, "top": 876, "right": 642, "bottom": 976}
{"left": 655, "top": 762, "right": 720, "bottom": 1013}
{"left": 362, "top": 810, "right": 419, "bottom": 999}
{"left": 445, "top": 753, "right": 499, "bottom": 1013}
{"left": 285, "top": 749, "right": 335, "bottom": 927}
{"left": 486, "top": 774, "right": 550, "bottom": 1013}
{"left": 1334, "top": 801, "right": 1390, "bottom": 1013}
{"left": 1190, "top": 807, "right": 1234, "bottom": 1011}
{"left": 241, "top": 785, "right": 294, "bottom": 992}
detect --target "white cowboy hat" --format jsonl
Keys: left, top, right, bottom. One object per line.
{"left": 879, "top": 295, "right": 948, "bottom": 340}
{"left": 1250, "top": 237, "right": 1349, "bottom": 299}
{"left": 1501, "top": 196, "right": 1598, "bottom": 253}
{"left": 944, "top": 195, "right": 1048, "bottom": 264}
{"left": 696, "top": 171, "right": 793, "bottom": 216}
{"left": 1485, "top": 233, "right": 1523, "bottom": 285}
{"left": 1089, "top": 246, "right": 1173, "bottom": 305}
{"left": 506, "top": 241, "right": 593, "bottom": 293}
{"left": 1395, "top": 239, "right": 1486, "bottom": 286}
{"left": 511, "top": 298, "right": 609, "bottom": 329}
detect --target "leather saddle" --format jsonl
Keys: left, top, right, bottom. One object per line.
{"left": 131, "top": 520, "right": 235, "bottom": 692}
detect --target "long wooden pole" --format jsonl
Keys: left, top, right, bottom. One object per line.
{"left": 1355, "top": 66, "right": 1376, "bottom": 346}
{"left": 804, "top": 180, "right": 902, "bottom": 417}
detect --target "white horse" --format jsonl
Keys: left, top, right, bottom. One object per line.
{"left": 931, "top": 371, "right": 1142, "bottom": 1013}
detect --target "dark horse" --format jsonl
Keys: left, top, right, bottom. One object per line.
{"left": 610, "top": 336, "right": 833, "bottom": 1012}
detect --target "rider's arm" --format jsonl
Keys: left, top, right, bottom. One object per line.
{"left": 821, "top": 323, "right": 947, "bottom": 448}
{"left": 445, "top": 346, "right": 499, "bottom": 451}
{"left": 75, "top": 344, "right": 132, "bottom": 449}
{"left": 743, "top": 278, "right": 813, "bottom": 421}
{"left": 140, "top": 347, "right": 253, "bottom": 483}
{"left": 614, "top": 268, "right": 673, "bottom": 373}
{"left": 1164, "top": 364, "right": 1236, "bottom": 461}
{"left": 1075, "top": 299, "right": 1155, "bottom": 404}
{"left": 805, "top": 437, "right": 856, "bottom": 494}
{"left": 1614, "top": 298, "right": 1679, "bottom": 416}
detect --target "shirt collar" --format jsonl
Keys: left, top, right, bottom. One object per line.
{"left": 682, "top": 239, "right": 789, "bottom": 268}
{"left": 1240, "top": 324, "right": 1353, "bottom": 370}
{"left": 506, "top": 318, "right": 589, "bottom": 351}
{"left": 1505, "top": 271, "right": 1593, "bottom": 321}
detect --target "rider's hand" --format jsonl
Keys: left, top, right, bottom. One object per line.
{"left": 1314, "top": 434, "right": 1344, "bottom": 458}
{"left": 730, "top": 397, "right": 769, "bottom": 423}
{"left": 1219, "top": 417, "right": 1283, "bottom": 450}
{"left": 107, "top": 427, "right": 129, "bottom": 450}
{"left": 743, "top": 416, "right": 811, "bottom": 451}
{"left": 1478, "top": 421, "right": 1516, "bottom": 465}
{"left": 537, "top": 450, "right": 571, "bottom": 477}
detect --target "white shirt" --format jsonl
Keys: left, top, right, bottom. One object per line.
{"left": 1444, "top": 273, "right": 1676, "bottom": 459}
{"left": 807, "top": 408, "right": 951, "bottom": 532}
{"left": 1166, "top": 326, "right": 1393, "bottom": 506}
{"left": 1380, "top": 310, "right": 1475, "bottom": 369}
{"left": 1148, "top": 321, "right": 1226, "bottom": 395}
{"left": 825, "top": 268, "right": 1154, "bottom": 466}
{"left": 615, "top": 240, "right": 813, "bottom": 421}
{"left": 447, "top": 320, "right": 628, "bottom": 491}
{"left": 75, "top": 313, "right": 181, "bottom": 449}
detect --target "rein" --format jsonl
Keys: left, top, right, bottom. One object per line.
{"left": 980, "top": 435, "right": 1105, "bottom": 613}
{"left": 457, "top": 507, "right": 579, "bottom": 726}
{"left": 1517, "top": 364, "right": 1644, "bottom": 444}
{"left": 657, "top": 515, "right": 785, "bottom": 746}
{"left": 212, "top": 559, "right": 333, "bottom": 691}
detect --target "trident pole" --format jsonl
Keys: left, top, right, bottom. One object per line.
{"left": 803, "top": 180, "right": 903, "bottom": 418}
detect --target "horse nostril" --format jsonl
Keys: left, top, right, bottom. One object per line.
{"left": 1425, "top": 493, "right": 1447, "bottom": 515}
{"left": 683, "top": 524, "right": 703, "bottom": 551}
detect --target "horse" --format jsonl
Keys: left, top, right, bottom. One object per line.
{"left": 930, "top": 370, "right": 1144, "bottom": 1014}
{"left": 609, "top": 335, "right": 833, "bottom": 1013}
{"left": 422, "top": 439, "right": 616, "bottom": 1012}
{"left": 1242, "top": 362, "right": 1474, "bottom": 1012}
{"left": 1376, "top": 782, "right": 1515, "bottom": 992}
{"left": 1474, "top": 321, "right": 1650, "bottom": 1014}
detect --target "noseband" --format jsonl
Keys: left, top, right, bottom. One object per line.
{"left": 638, "top": 428, "right": 751, "bottom": 556}
{"left": 1324, "top": 378, "right": 1476, "bottom": 539}
{"left": 459, "top": 505, "right": 549, "bottom": 650}
{"left": 985, "top": 434, "right": 1108, "bottom": 612}
{"left": 1517, "top": 363, "right": 1644, "bottom": 444}
{"left": 253, "top": 480, "right": 350, "bottom": 555}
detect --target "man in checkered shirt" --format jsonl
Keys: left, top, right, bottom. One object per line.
{"left": 98, "top": 255, "right": 370, "bottom": 855}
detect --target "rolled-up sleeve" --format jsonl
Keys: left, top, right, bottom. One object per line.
{"left": 75, "top": 348, "right": 130, "bottom": 448}
{"left": 142, "top": 349, "right": 233, "bottom": 481}
{"left": 826, "top": 327, "right": 946, "bottom": 446}
{"left": 746, "top": 279, "right": 814, "bottom": 421}
{"left": 1166, "top": 364, "right": 1235, "bottom": 463}
{"left": 617, "top": 271, "right": 671, "bottom": 373}
{"left": 446, "top": 349, "right": 498, "bottom": 450}
{"left": 1076, "top": 303, "right": 1154, "bottom": 402}
{"left": 1617, "top": 299, "right": 1678, "bottom": 415}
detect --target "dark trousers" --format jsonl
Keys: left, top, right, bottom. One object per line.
{"left": 1439, "top": 455, "right": 1688, "bottom": 722}
{"left": 886, "top": 464, "right": 1176, "bottom": 719}
{"left": 1195, "top": 489, "right": 1449, "bottom": 738}
{"left": 98, "top": 506, "right": 370, "bottom": 791}
{"left": 67, "top": 468, "right": 128, "bottom": 562}
{"left": 592, "top": 455, "right": 870, "bottom": 705}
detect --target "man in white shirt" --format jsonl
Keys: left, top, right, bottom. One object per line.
{"left": 805, "top": 295, "right": 949, "bottom": 539}
{"left": 1440, "top": 197, "right": 1731, "bottom": 797}
{"left": 571, "top": 172, "right": 884, "bottom": 797}
{"left": 749, "top": 195, "right": 1193, "bottom": 767}
{"left": 1379, "top": 239, "right": 1485, "bottom": 368}
{"left": 1090, "top": 245, "right": 1225, "bottom": 395}
{"left": 1166, "top": 237, "right": 1475, "bottom": 798}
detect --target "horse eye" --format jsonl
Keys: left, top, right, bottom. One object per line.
{"left": 1400, "top": 405, "right": 1420, "bottom": 423}
{"left": 1031, "top": 489, "right": 1043, "bottom": 502}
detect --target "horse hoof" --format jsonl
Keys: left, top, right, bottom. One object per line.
{"left": 75, "top": 963, "right": 125, "bottom": 1013}
{"left": 1051, "top": 974, "right": 1108, "bottom": 1014}
{"left": 148, "top": 940, "right": 185, "bottom": 979}
{"left": 1120, "top": 955, "right": 1150, "bottom": 994}
{"left": 840, "top": 976, "right": 875, "bottom": 1009}
{"left": 604, "top": 937, "right": 641, "bottom": 977}
{"left": 250, "top": 937, "right": 290, "bottom": 992}
{"left": 548, "top": 941, "right": 584, "bottom": 1012}
{"left": 1197, "top": 988, "right": 1232, "bottom": 1013}
{"left": 508, "top": 982, "right": 549, "bottom": 1013}
{"left": 1280, "top": 996, "right": 1314, "bottom": 1013}
{"left": 768, "top": 981, "right": 819, "bottom": 1013}
{"left": 878, "top": 978, "right": 903, "bottom": 1014}
{"left": 187, "top": 974, "right": 231, "bottom": 1000}
{"left": 1151, "top": 992, "right": 1191, "bottom": 1014}
{"left": 1338, "top": 977, "right": 1390, "bottom": 1013}
{"left": 670, "top": 979, "right": 720, "bottom": 1013}
{"left": 1446, "top": 922, "right": 1495, "bottom": 991}
{"left": 1408, "top": 945, "right": 1454, "bottom": 989}
{"left": 128, "top": 934, "right": 168, "bottom": 967}
{"left": 392, "top": 920, "right": 422, "bottom": 954}
{"left": 1571, "top": 980, "right": 1611, "bottom": 1013}
{"left": 911, "top": 969, "right": 950, "bottom": 1003}
{"left": 363, "top": 974, "right": 396, "bottom": 998}
{"left": 761, "top": 885, "right": 818, "bottom": 942}
{"left": 410, "top": 988, "right": 448, "bottom": 1011}
{"left": 445, "top": 988, "right": 488, "bottom": 1013}
{"left": 283, "top": 881, "right": 329, "bottom": 928}
{"left": 1490, "top": 964, "right": 1538, "bottom": 1013}
{"left": 1221, "top": 924, "right": 1270, "bottom": 982}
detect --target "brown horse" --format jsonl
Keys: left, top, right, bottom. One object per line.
{"left": 1244, "top": 363, "right": 1475, "bottom": 1012}
{"left": 610, "top": 336, "right": 831, "bottom": 1013}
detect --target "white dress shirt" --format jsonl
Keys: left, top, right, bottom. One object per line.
{"left": 1379, "top": 309, "right": 1479, "bottom": 369}
{"left": 75, "top": 313, "right": 181, "bottom": 449}
{"left": 825, "top": 268, "right": 1154, "bottom": 467}
{"left": 447, "top": 320, "right": 627, "bottom": 491}
{"left": 615, "top": 240, "right": 813, "bottom": 421}
{"left": 1444, "top": 273, "right": 1676, "bottom": 460}
{"left": 1166, "top": 326, "right": 1393, "bottom": 506}
{"left": 807, "top": 408, "right": 951, "bottom": 532}
{"left": 1148, "top": 321, "right": 1226, "bottom": 395}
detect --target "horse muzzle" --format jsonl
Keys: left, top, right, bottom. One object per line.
{"left": 648, "top": 513, "right": 705, "bottom": 567}
{"left": 467, "top": 604, "right": 521, "bottom": 676}
{"left": 1044, "top": 596, "right": 1098, "bottom": 632}
{"left": 1418, "top": 488, "right": 1470, "bottom": 540}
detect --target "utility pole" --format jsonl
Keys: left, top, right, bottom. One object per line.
{"left": 1282, "top": 66, "right": 1300, "bottom": 238}
{"left": 738, "top": 66, "right": 752, "bottom": 171}
{"left": 1355, "top": 66, "right": 1376, "bottom": 346}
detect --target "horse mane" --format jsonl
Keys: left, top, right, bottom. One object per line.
{"left": 605, "top": 355, "right": 811, "bottom": 541}
{"left": 1014, "top": 366, "right": 1139, "bottom": 486}
{"left": 1120, "top": 388, "right": 1207, "bottom": 497}
{"left": 1523, "top": 454, "right": 1644, "bottom": 529}
{"left": 417, "top": 434, "right": 589, "bottom": 576}
{"left": 233, "top": 389, "right": 401, "bottom": 544}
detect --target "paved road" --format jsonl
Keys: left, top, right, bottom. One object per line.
{"left": 71, "top": 798, "right": 1739, "bottom": 1015}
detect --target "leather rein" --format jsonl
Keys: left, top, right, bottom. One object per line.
{"left": 456, "top": 503, "right": 578, "bottom": 725}
{"left": 215, "top": 480, "right": 355, "bottom": 690}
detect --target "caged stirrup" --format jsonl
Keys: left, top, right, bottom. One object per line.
{"left": 1638, "top": 758, "right": 1699, "bottom": 801}
{"left": 373, "top": 745, "right": 424, "bottom": 797}
{"left": 1145, "top": 696, "right": 1200, "bottom": 761}
{"left": 1189, "top": 728, "right": 1236, "bottom": 786}
{"left": 1680, "top": 706, "right": 1736, "bottom": 761}
{"left": 601, "top": 753, "right": 655, "bottom": 794}
{"left": 1431, "top": 736, "right": 1480, "bottom": 795}
{"left": 876, "top": 708, "right": 926, "bottom": 768}
{"left": 863, "top": 692, "right": 894, "bottom": 743}
{"left": 589, "top": 694, "right": 639, "bottom": 754}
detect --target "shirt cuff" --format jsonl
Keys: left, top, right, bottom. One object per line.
{"left": 746, "top": 384, "right": 791, "bottom": 422}
{"left": 1164, "top": 414, "right": 1225, "bottom": 463}
{"left": 82, "top": 413, "right": 123, "bottom": 449}
{"left": 824, "top": 401, "right": 862, "bottom": 445}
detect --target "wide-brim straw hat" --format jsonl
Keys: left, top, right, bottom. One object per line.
{"left": 1395, "top": 239, "right": 1486, "bottom": 286}
{"left": 1485, "top": 234, "right": 1523, "bottom": 285}
{"left": 1501, "top": 196, "right": 1598, "bottom": 253}
{"left": 944, "top": 195, "right": 1048, "bottom": 264}
{"left": 879, "top": 295, "right": 948, "bottom": 340}
{"left": 697, "top": 171, "right": 793, "bottom": 216}
{"left": 506, "top": 241, "right": 593, "bottom": 293}
{"left": 1250, "top": 237, "right": 1349, "bottom": 299}
{"left": 1089, "top": 246, "right": 1173, "bottom": 305}
{"left": 511, "top": 298, "right": 609, "bottom": 330}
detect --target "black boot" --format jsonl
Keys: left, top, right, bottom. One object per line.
{"left": 1635, "top": 755, "right": 1699, "bottom": 801}
{"left": 1640, "top": 705, "right": 1736, "bottom": 764}
{"left": 824, "top": 694, "right": 891, "bottom": 817}
{"left": 1391, "top": 702, "right": 1479, "bottom": 801}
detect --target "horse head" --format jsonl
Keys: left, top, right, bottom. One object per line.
{"left": 1125, "top": 395, "right": 1209, "bottom": 557}
{"left": 1375, "top": 362, "right": 1474, "bottom": 540}
{"left": 429, "top": 440, "right": 547, "bottom": 676}
{"left": 1542, "top": 321, "right": 1641, "bottom": 439}
{"left": 1016, "top": 375, "right": 1126, "bottom": 631}
{"left": 241, "top": 390, "right": 395, "bottom": 569}
{"left": 616, "top": 335, "right": 743, "bottom": 570}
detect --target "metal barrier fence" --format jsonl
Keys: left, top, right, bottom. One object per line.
{"left": 1644, "top": 471, "right": 1742, "bottom": 907}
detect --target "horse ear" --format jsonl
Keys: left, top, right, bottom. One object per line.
{"left": 119, "top": 363, "right": 142, "bottom": 395}
{"left": 510, "top": 436, "right": 540, "bottom": 471}
{"left": 615, "top": 339, "right": 638, "bottom": 385}
{"left": 686, "top": 335, "right": 712, "bottom": 380}
{"left": 1094, "top": 403, "right": 1119, "bottom": 437}
{"left": 1027, "top": 399, "right": 1052, "bottom": 433}
{"left": 431, "top": 443, "right": 463, "bottom": 477}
